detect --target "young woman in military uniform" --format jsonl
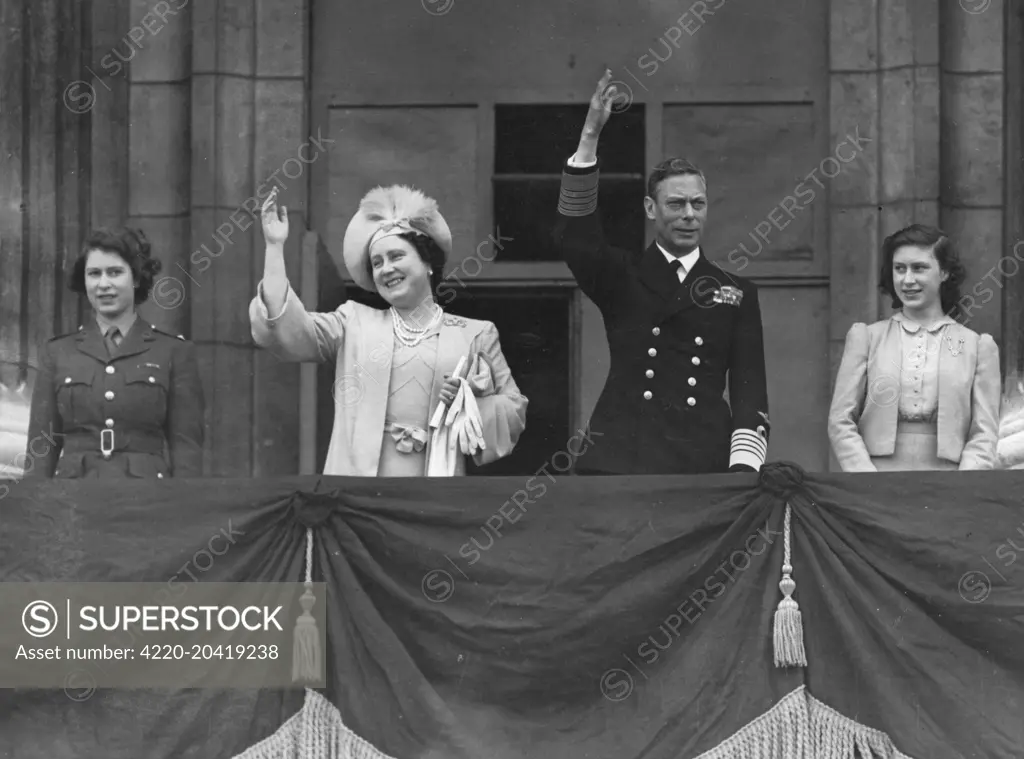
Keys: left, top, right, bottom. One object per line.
{"left": 23, "top": 227, "right": 205, "bottom": 479}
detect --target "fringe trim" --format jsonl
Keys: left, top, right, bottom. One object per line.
{"left": 693, "top": 686, "right": 915, "bottom": 759}
{"left": 230, "top": 688, "right": 399, "bottom": 759}
{"left": 231, "top": 686, "right": 915, "bottom": 759}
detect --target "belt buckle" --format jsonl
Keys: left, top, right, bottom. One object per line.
{"left": 100, "top": 429, "right": 114, "bottom": 459}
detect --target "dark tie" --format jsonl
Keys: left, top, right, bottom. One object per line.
{"left": 669, "top": 259, "right": 683, "bottom": 281}
{"left": 105, "top": 328, "right": 122, "bottom": 357}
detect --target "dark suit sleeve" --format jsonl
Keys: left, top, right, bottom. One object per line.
{"left": 167, "top": 339, "right": 205, "bottom": 477}
{"left": 727, "top": 283, "right": 769, "bottom": 471}
{"left": 552, "top": 159, "right": 629, "bottom": 310}
{"left": 24, "top": 342, "right": 62, "bottom": 478}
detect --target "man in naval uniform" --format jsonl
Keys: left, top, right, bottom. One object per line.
{"left": 555, "top": 70, "right": 769, "bottom": 475}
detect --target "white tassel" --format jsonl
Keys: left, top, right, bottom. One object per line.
{"left": 292, "top": 528, "right": 322, "bottom": 683}
{"left": 773, "top": 503, "right": 807, "bottom": 668}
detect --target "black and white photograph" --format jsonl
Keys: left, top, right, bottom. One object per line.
{"left": 2, "top": 0, "right": 1024, "bottom": 756}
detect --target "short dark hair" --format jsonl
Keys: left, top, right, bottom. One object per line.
{"left": 647, "top": 158, "right": 707, "bottom": 200}
{"left": 878, "top": 224, "right": 967, "bottom": 320}
{"left": 365, "top": 231, "right": 446, "bottom": 295}
{"left": 70, "top": 227, "right": 162, "bottom": 305}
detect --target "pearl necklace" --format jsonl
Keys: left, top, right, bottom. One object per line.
{"left": 391, "top": 304, "right": 442, "bottom": 347}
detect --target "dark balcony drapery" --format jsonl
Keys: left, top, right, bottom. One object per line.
{"left": 1, "top": 467, "right": 1022, "bottom": 758}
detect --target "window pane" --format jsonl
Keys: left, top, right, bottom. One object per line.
{"left": 493, "top": 178, "right": 646, "bottom": 262}
{"left": 494, "top": 104, "right": 645, "bottom": 175}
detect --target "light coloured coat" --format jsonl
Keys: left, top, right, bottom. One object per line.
{"left": 828, "top": 317, "right": 1001, "bottom": 471}
{"left": 249, "top": 282, "right": 527, "bottom": 476}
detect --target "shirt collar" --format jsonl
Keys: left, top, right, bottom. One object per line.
{"left": 892, "top": 310, "right": 955, "bottom": 334}
{"left": 657, "top": 243, "right": 701, "bottom": 272}
{"left": 95, "top": 310, "right": 138, "bottom": 338}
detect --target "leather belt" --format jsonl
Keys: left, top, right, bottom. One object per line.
{"left": 60, "top": 431, "right": 166, "bottom": 458}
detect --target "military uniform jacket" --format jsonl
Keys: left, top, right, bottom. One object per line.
{"left": 555, "top": 160, "right": 769, "bottom": 475}
{"left": 24, "top": 320, "right": 205, "bottom": 479}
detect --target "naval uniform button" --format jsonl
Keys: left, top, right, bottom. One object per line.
{"left": 687, "top": 397, "right": 696, "bottom": 406}
{"left": 105, "top": 365, "right": 115, "bottom": 374}
{"left": 104, "top": 390, "right": 115, "bottom": 401}
{"left": 648, "top": 348, "right": 657, "bottom": 358}
{"left": 148, "top": 376, "right": 156, "bottom": 383}
{"left": 105, "top": 418, "right": 114, "bottom": 428}
{"left": 652, "top": 327, "right": 660, "bottom": 336}
{"left": 643, "top": 391, "right": 653, "bottom": 400}
{"left": 688, "top": 377, "right": 696, "bottom": 386}
{"left": 692, "top": 356, "right": 700, "bottom": 366}
{"left": 157, "top": 473, "right": 164, "bottom": 479}
{"left": 64, "top": 377, "right": 72, "bottom": 384}
{"left": 695, "top": 337, "right": 703, "bottom": 346}
{"left": 645, "top": 369, "right": 654, "bottom": 379}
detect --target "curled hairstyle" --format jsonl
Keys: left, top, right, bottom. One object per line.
{"left": 365, "top": 231, "right": 446, "bottom": 295}
{"left": 647, "top": 157, "right": 707, "bottom": 200}
{"left": 70, "top": 227, "right": 162, "bottom": 305}
{"left": 878, "top": 224, "right": 966, "bottom": 320}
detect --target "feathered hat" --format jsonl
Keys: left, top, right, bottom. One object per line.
{"left": 341, "top": 185, "right": 452, "bottom": 292}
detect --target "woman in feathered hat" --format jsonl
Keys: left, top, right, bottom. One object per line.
{"left": 249, "top": 186, "right": 527, "bottom": 476}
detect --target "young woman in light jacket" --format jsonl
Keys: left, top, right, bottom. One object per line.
{"left": 828, "top": 225, "right": 1001, "bottom": 472}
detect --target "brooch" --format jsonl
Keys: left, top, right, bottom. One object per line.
{"left": 945, "top": 335, "right": 965, "bottom": 357}
{"left": 712, "top": 286, "right": 743, "bottom": 307}
{"left": 443, "top": 315, "right": 467, "bottom": 328}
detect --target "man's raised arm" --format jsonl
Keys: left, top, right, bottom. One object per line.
{"left": 553, "top": 69, "right": 628, "bottom": 308}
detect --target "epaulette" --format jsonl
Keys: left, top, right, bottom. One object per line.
{"left": 151, "top": 325, "right": 187, "bottom": 341}
{"left": 49, "top": 326, "right": 84, "bottom": 341}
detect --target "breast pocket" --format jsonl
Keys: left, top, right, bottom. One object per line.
{"left": 123, "top": 365, "right": 170, "bottom": 421}
{"left": 55, "top": 367, "right": 95, "bottom": 422}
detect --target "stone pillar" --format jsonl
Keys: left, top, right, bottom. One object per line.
{"left": 127, "top": 0, "right": 192, "bottom": 337}
{"left": 251, "top": 0, "right": 310, "bottom": 477}
{"left": 190, "top": 0, "right": 309, "bottom": 476}
{"left": 875, "top": 0, "right": 941, "bottom": 320}
{"left": 1005, "top": 2, "right": 1024, "bottom": 381}
{"left": 0, "top": 0, "right": 90, "bottom": 378}
{"left": 940, "top": 0, "right": 1005, "bottom": 347}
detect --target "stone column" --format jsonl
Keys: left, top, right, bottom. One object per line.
{"left": 251, "top": 0, "right": 310, "bottom": 477}
{"left": 940, "top": 0, "right": 1005, "bottom": 346}
{"left": 190, "top": 0, "right": 309, "bottom": 476}
{"left": 127, "top": 0, "right": 193, "bottom": 337}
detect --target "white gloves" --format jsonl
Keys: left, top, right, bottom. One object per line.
{"left": 445, "top": 377, "right": 485, "bottom": 456}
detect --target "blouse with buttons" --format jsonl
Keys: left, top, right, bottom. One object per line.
{"left": 894, "top": 312, "right": 953, "bottom": 423}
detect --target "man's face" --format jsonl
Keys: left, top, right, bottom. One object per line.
{"left": 644, "top": 174, "right": 707, "bottom": 256}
